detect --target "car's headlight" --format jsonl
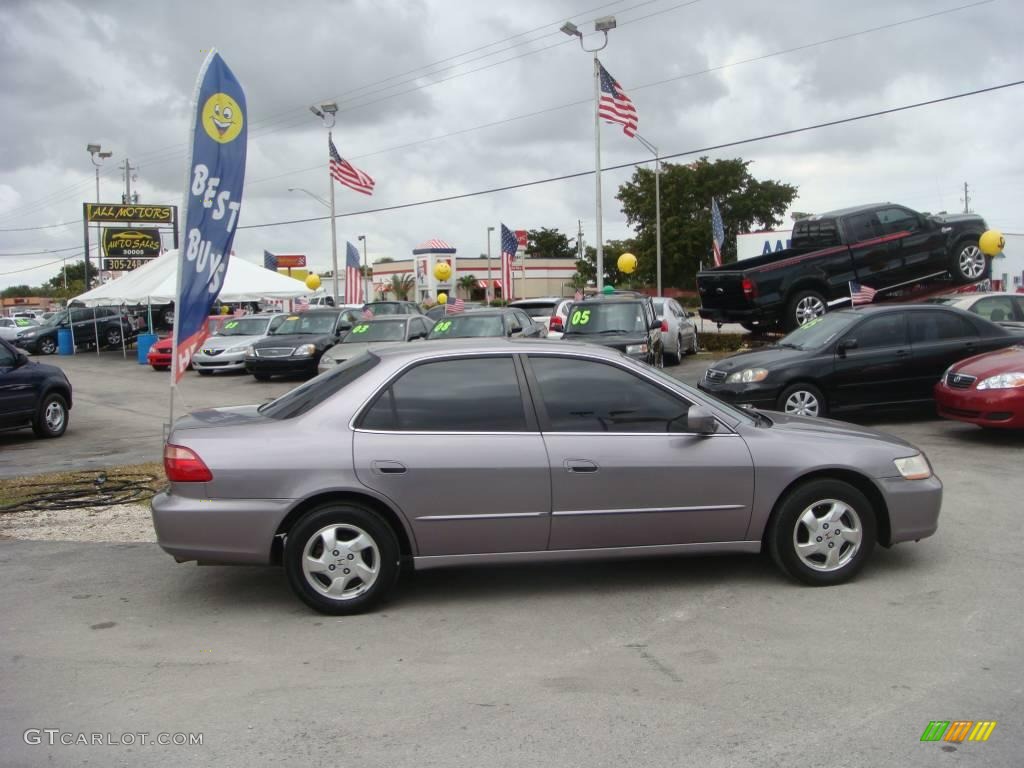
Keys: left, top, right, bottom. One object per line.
{"left": 976, "top": 372, "right": 1024, "bottom": 390}
{"left": 726, "top": 368, "right": 769, "bottom": 383}
{"left": 894, "top": 454, "right": 931, "bottom": 480}
{"left": 294, "top": 343, "right": 316, "bottom": 356}
{"left": 245, "top": 346, "right": 256, "bottom": 357}
{"left": 224, "top": 345, "right": 248, "bottom": 354}
{"left": 625, "top": 343, "right": 649, "bottom": 355}
{"left": 19, "top": 330, "right": 37, "bottom": 338}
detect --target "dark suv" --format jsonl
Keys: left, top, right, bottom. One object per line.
{"left": 0, "top": 337, "right": 73, "bottom": 438}
{"left": 561, "top": 295, "right": 664, "bottom": 367}
{"left": 14, "top": 306, "right": 135, "bottom": 355}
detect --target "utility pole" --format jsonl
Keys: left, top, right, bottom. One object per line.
{"left": 120, "top": 159, "right": 138, "bottom": 204}
{"left": 577, "top": 219, "right": 584, "bottom": 261}
{"left": 962, "top": 182, "right": 971, "bottom": 214}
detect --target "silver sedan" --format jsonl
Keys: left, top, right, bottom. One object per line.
{"left": 152, "top": 339, "right": 942, "bottom": 614}
{"left": 191, "top": 314, "right": 285, "bottom": 374}
{"left": 653, "top": 297, "right": 698, "bottom": 363}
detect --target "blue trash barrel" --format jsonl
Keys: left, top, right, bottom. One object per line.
{"left": 136, "top": 333, "right": 159, "bottom": 365}
{"left": 57, "top": 328, "right": 74, "bottom": 355}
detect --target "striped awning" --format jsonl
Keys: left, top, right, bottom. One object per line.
{"left": 412, "top": 239, "right": 456, "bottom": 255}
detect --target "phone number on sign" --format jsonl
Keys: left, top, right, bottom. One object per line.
{"left": 102, "top": 258, "right": 156, "bottom": 271}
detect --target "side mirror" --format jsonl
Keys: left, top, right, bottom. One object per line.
{"left": 686, "top": 406, "right": 718, "bottom": 435}
{"left": 837, "top": 338, "right": 858, "bottom": 356}
{"left": 14, "top": 351, "right": 29, "bottom": 367}
{"left": 650, "top": 320, "right": 662, "bottom": 330}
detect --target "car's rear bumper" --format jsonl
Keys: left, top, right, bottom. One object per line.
{"left": 698, "top": 306, "right": 776, "bottom": 325}
{"left": 150, "top": 491, "right": 291, "bottom": 565}
{"left": 934, "top": 382, "right": 1024, "bottom": 429}
{"left": 878, "top": 474, "right": 942, "bottom": 544}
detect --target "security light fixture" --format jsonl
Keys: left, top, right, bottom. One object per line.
{"left": 320, "top": 102, "right": 338, "bottom": 115}
{"left": 86, "top": 143, "right": 101, "bottom": 153}
{"left": 559, "top": 21, "right": 580, "bottom": 37}
{"left": 309, "top": 105, "right": 323, "bottom": 118}
{"left": 594, "top": 15, "right": 617, "bottom": 32}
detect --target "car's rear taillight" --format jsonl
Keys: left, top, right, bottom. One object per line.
{"left": 164, "top": 444, "right": 212, "bottom": 482}
{"left": 741, "top": 277, "right": 757, "bottom": 299}
{"left": 550, "top": 316, "right": 564, "bottom": 331}
{"left": 660, "top": 319, "right": 669, "bottom": 332}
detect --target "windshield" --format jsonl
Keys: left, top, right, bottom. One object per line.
{"left": 216, "top": 317, "right": 274, "bottom": 336}
{"left": 778, "top": 312, "right": 859, "bottom": 350}
{"left": 564, "top": 303, "right": 646, "bottom": 334}
{"left": 428, "top": 314, "right": 504, "bottom": 338}
{"left": 364, "top": 303, "right": 410, "bottom": 316}
{"left": 343, "top": 320, "right": 407, "bottom": 343}
{"left": 512, "top": 302, "right": 557, "bottom": 316}
{"left": 259, "top": 353, "right": 380, "bottom": 419}
{"left": 42, "top": 312, "right": 68, "bottom": 327}
{"left": 269, "top": 313, "right": 338, "bottom": 335}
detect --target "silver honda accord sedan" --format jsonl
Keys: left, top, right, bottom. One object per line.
{"left": 151, "top": 339, "right": 942, "bottom": 614}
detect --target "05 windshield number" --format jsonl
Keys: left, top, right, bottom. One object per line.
{"left": 351, "top": 324, "right": 370, "bottom": 334}
{"left": 570, "top": 309, "right": 591, "bottom": 325}
{"left": 434, "top": 320, "right": 452, "bottom": 333}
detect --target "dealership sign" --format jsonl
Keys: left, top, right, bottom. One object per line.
{"left": 102, "top": 228, "right": 162, "bottom": 258}
{"left": 274, "top": 254, "right": 306, "bottom": 268}
{"left": 84, "top": 203, "right": 176, "bottom": 224}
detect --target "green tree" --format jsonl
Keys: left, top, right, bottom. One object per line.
{"left": 616, "top": 157, "right": 798, "bottom": 288}
{"left": 456, "top": 274, "right": 477, "bottom": 298}
{"left": 388, "top": 273, "right": 416, "bottom": 300}
{"left": 575, "top": 239, "right": 639, "bottom": 289}
{"left": 526, "top": 227, "right": 576, "bottom": 259}
{"left": 1, "top": 284, "right": 37, "bottom": 299}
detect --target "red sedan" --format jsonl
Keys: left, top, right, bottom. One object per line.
{"left": 934, "top": 345, "right": 1024, "bottom": 429}
{"left": 147, "top": 316, "right": 230, "bottom": 372}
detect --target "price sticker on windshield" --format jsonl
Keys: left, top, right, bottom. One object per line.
{"left": 434, "top": 320, "right": 452, "bottom": 333}
{"left": 224, "top": 321, "right": 239, "bottom": 329}
{"left": 351, "top": 324, "right": 370, "bottom": 334}
{"left": 570, "top": 309, "right": 591, "bottom": 325}
{"left": 287, "top": 315, "right": 300, "bottom": 321}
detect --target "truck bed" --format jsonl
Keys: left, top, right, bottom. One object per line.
{"left": 702, "top": 247, "right": 817, "bottom": 273}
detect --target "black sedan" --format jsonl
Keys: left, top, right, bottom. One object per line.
{"left": 0, "top": 337, "right": 73, "bottom": 438}
{"left": 698, "top": 305, "right": 1022, "bottom": 417}
{"left": 245, "top": 309, "right": 361, "bottom": 380}
{"left": 426, "top": 308, "right": 545, "bottom": 339}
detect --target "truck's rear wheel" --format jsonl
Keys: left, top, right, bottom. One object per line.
{"left": 950, "top": 241, "right": 988, "bottom": 284}
{"left": 785, "top": 290, "right": 827, "bottom": 331}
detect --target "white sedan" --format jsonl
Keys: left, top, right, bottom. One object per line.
{"left": 0, "top": 317, "right": 38, "bottom": 342}
{"left": 926, "top": 292, "right": 1024, "bottom": 330}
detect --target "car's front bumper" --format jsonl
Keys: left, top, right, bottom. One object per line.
{"left": 934, "top": 382, "right": 1024, "bottom": 429}
{"left": 698, "top": 379, "right": 780, "bottom": 410}
{"left": 147, "top": 352, "right": 172, "bottom": 366}
{"left": 151, "top": 491, "right": 291, "bottom": 564}
{"left": 245, "top": 356, "right": 318, "bottom": 377}
{"left": 193, "top": 350, "right": 247, "bottom": 372}
{"left": 879, "top": 474, "right": 942, "bottom": 544}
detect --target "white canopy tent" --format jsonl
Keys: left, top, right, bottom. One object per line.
{"left": 72, "top": 250, "right": 313, "bottom": 306}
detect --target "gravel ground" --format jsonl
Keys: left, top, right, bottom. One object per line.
{"left": 0, "top": 503, "right": 155, "bottom": 543}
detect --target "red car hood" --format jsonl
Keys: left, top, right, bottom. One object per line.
{"left": 951, "top": 344, "right": 1024, "bottom": 379}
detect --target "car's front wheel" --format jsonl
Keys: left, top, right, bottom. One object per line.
{"left": 38, "top": 336, "right": 57, "bottom": 355}
{"left": 32, "top": 393, "right": 69, "bottom": 438}
{"left": 767, "top": 479, "right": 876, "bottom": 586}
{"left": 104, "top": 327, "right": 122, "bottom": 347}
{"left": 777, "top": 382, "right": 827, "bottom": 418}
{"left": 284, "top": 504, "right": 400, "bottom": 615}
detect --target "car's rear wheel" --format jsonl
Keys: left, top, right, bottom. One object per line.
{"left": 32, "top": 393, "right": 69, "bottom": 438}
{"left": 768, "top": 479, "right": 876, "bottom": 586}
{"left": 687, "top": 331, "right": 699, "bottom": 355}
{"left": 785, "top": 289, "right": 827, "bottom": 331}
{"left": 950, "top": 241, "right": 988, "bottom": 284}
{"left": 38, "top": 336, "right": 57, "bottom": 355}
{"left": 284, "top": 504, "right": 400, "bottom": 615}
{"left": 666, "top": 335, "right": 682, "bottom": 365}
{"left": 777, "top": 382, "right": 827, "bottom": 418}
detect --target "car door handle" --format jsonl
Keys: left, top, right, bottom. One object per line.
{"left": 371, "top": 461, "right": 407, "bottom": 475}
{"left": 895, "top": 349, "right": 909, "bottom": 357}
{"left": 565, "top": 459, "right": 598, "bottom": 473}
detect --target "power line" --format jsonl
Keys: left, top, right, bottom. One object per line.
{"left": 0, "top": 221, "right": 83, "bottom": 233}
{"left": 0, "top": 244, "right": 91, "bottom": 257}
{"left": 0, "top": 256, "right": 75, "bottom": 277}
{"left": 235, "top": 79, "right": 1024, "bottom": 230}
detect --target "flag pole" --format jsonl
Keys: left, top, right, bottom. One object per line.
{"left": 593, "top": 54, "right": 604, "bottom": 292}
{"left": 328, "top": 131, "right": 340, "bottom": 305}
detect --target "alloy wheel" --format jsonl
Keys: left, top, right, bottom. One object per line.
{"left": 795, "top": 296, "right": 826, "bottom": 325}
{"left": 784, "top": 389, "right": 820, "bottom": 417}
{"left": 958, "top": 245, "right": 986, "bottom": 280}
{"left": 792, "top": 499, "right": 863, "bottom": 572}
{"left": 301, "top": 523, "right": 380, "bottom": 601}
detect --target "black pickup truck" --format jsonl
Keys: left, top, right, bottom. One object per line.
{"left": 697, "top": 203, "right": 990, "bottom": 331}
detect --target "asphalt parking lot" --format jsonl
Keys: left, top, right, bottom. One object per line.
{"left": 2, "top": 349, "right": 1023, "bottom": 766}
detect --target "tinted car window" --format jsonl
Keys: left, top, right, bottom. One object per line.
{"left": 259, "top": 354, "right": 380, "bottom": 419}
{"left": 909, "top": 311, "right": 977, "bottom": 343}
{"left": 971, "top": 296, "right": 1016, "bottom": 323}
{"left": 530, "top": 356, "right": 691, "bottom": 433}
{"left": 846, "top": 314, "right": 907, "bottom": 349}
{"left": 361, "top": 357, "right": 527, "bottom": 431}
{"left": 564, "top": 302, "right": 647, "bottom": 334}
{"left": 269, "top": 313, "right": 338, "bottom": 335}
{"left": 342, "top": 320, "right": 407, "bottom": 343}
{"left": 791, "top": 218, "right": 839, "bottom": 249}
{"left": 0, "top": 344, "right": 15, "bottom": 366}
{"left": 875, "top": 207, "right": 920, "bottom": 235}
{"left": 844, "top": 212, "right": 881, "bottom": 242}
{"left": 428, "top": 314, "right": 505, "bottom": 338}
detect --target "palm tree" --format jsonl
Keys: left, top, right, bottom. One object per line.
{"left": 456, "top": 274, "right": 477, "bottom": 299}
{"left": 389, "top": 273, "right": 416, "bottom": 301}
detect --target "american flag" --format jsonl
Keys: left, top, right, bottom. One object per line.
{"left": 500, "top": 224, "right": 517, "bottom": 300}
{"left": 849, "top": 281, "right": 878, "bottom": 305}
{"left": 329, "top": 136, "right": 375, "bottom": 196}
{"left": 345, "top": 241, "right": 363, "bottom": 304}
{"left": 597, "top": 60, "right": 638, "bottom": 138}
{"left": 362, "top": 307, "right": 374, "bottom": 319}
{"left": 263, "top": 250, "right": 278, "bottom": 271}
{"left": 446, "top": 297, "right": 465, "bottom": 315}
{"left": 574, "top": 288, "right": 583, "bottom": 302}
{"left": 295, "top": 296, "right": 309, "bottom": 311}
{"left": 711, "top": 198, "right": 725, "bottom": 268}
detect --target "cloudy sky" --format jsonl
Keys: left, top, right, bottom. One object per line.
{"left": 1, "top": 0, "right": 1021, "bottom": 290}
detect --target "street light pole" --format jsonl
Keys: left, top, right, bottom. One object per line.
{"left": 86, "top": 144, "right": 112, "bottom": 289}
{"left": 486, "top": 226, "right": 495, "bottom": 305}
{"left": 310, "top": 103, "right": 339, "bottom": 304}
{"left": 560, "top": 17, "right": 615, "bottom": 292}
{"left": 358, "top": 235, "right": 369, "bottom": 302}
{"left": 635, "top": 133, "right": 663, "bottom": 296}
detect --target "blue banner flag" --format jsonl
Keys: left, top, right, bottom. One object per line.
{"left": 263, "top": 250, "right": 278, "bottom": 271}
{"left": 172, "top": 50, "right": 247, "bottom": 381}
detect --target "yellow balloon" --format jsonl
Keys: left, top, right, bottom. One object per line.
{"left": 979, "top": 230, "right": 1005, "bottom": 256}
{"left": 617, "top": 252, "right": 638, "bottom": 274}
{"left": 434, "top": 261, "right": 452, "bottom": 281}
{"left": 437, "top": 292, "right": 448, "bottom": 305}
{"left": 305, "top": 273, "right": 322, "bottom": 290}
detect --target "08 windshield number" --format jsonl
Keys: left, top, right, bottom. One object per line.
{"left": 434, "top": 320, "right": 452, "bottom": 333}
{"left": 570, "top": 309, "right": 591, "bottom": 325}
{"left": 350, "top": 324, "right": 370, "bottom": 334}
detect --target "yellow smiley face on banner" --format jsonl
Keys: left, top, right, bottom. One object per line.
{"left": 201, "top": 93, "right": 244, "bottom": 143}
